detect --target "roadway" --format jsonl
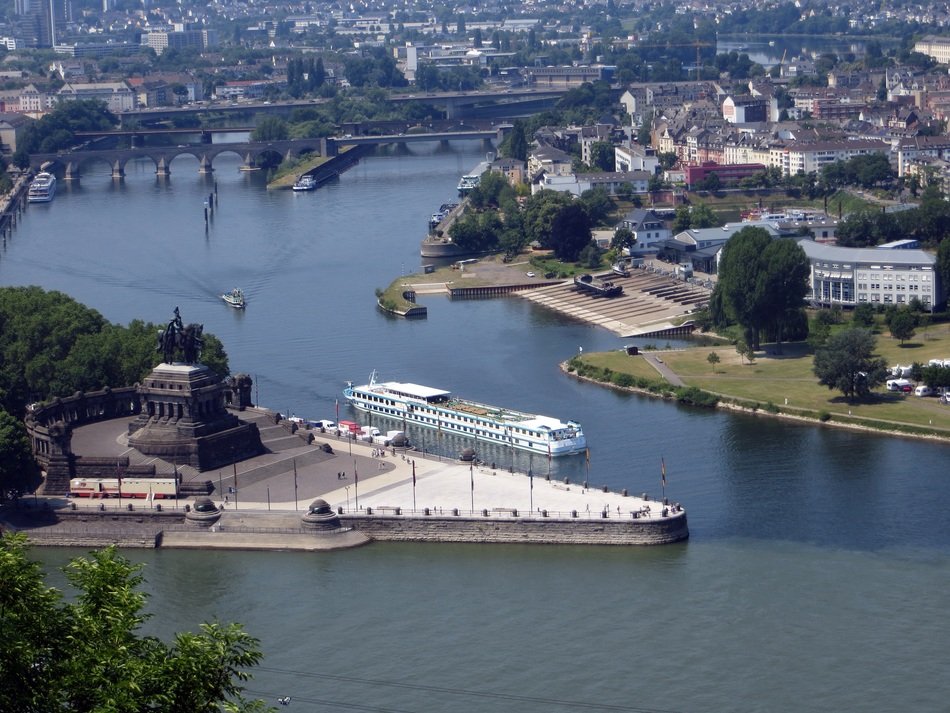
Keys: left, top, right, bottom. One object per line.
{"left": 118, "top": 86, "right": 567, "bottom": 125}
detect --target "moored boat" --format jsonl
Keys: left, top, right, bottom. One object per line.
{"left": 343, "top": 371, "right": 586, "bottom": 456}
{"left": 221, "top": 287, "right": 246, "bottom": 309}
{"left": 293, "top": 175, "right": 317, "bottom": 191}
{"left": 574, "top": 273, "right": 623, "bottom": 297}
{"left": 28, "top": 172, "right": 57, "bottom": 203}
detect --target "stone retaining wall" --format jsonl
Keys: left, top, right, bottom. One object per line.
{"left": 4, "top": 508, "right": 688, "bottom": 549}
{"left": 343, "top": 511, "right": 688, "bottom": 545}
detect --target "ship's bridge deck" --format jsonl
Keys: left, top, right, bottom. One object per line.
{"left": 376, "top": 382, "right": 451, "bottom": 403}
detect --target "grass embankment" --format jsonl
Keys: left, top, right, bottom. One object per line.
{"left": 681, "top": 189, "right": 872, "bottom": 222}
{"left": 267, "top": 147, "right": 354, "bottom": 189}
{"left": 573, "top": 323, "right": 950, "bottom": 439}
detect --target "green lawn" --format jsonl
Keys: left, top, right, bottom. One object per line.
{"left": 579, "top": 322, "right": 950, "bottom": 435}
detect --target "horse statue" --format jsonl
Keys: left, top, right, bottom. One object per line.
{"left": 156, "top": 308, "right": 203, "bottom": 364}
{"left": 181, "top": 323, "right": 204, "bottom": 364}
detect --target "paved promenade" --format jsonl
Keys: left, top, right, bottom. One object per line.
{"left": 62, "top": 408, "right": 677, "bottom": 523}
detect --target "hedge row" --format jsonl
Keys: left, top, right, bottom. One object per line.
{"left": 567, "top": 357, "right": 719, "bottom": 408}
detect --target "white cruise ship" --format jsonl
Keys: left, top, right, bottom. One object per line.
{"left": 28, "top": 172, "right": 56, "bottom": 203}
{"left": 343, "top": 372, "right": 586, "bottom": 457}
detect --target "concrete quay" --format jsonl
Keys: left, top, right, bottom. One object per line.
{"left": 4, "top": 408, "right": 688, "bottom": 549}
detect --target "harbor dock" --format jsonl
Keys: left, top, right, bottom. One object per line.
{"left": 4, "top": 407, "right": 687, "bottom": 549}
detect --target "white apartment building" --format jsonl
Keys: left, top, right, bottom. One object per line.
{"left": 614, "top": 143, "right": 659, "bottom": 174}
{"left": 896, "top": 136, "right": 950, "bottom": 176}
{"left": 775, "top": 139, "right": 891, "bottom": 176}
{"left": 798, "top": 240, "right": 941, "bottom": 309}
{"left": 914, "top": 36, "right": 950, "bottom": 65}
{"left": 57, "top": 81, "right": 136, "bottom": 113}
{"left": 18, "top": 84, "right": 55, "bottom": 114}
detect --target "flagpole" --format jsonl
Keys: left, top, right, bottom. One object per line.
{"left": 472, "top": 431, "right": 476, "bottom": 513}
{"left": 233, "top": 462, "right": 238, "bottom": 510}
{"left": 412, "top": 460, "right": 416, "bottom": 512}
{"left": 661, "top": 456, "right": 667, "bottom": 500}
{"left": 293, "top": 457, "right": 298, "bottom": 511}
{"left": 529, "top": 467, "right": 533, "bottom": 513}
{"left": 585, "top": 447, "right": 590, "bottom": 489}
{"left": 354, "top": 460, "right": 359, "bottom": 510}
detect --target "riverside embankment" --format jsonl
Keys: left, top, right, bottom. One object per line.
{"left": 3, "top": 407, "right": 688, "bottom": 549}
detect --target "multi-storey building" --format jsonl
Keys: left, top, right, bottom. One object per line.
{"left": 798, "top": 240, "right": 941, "bottom": 310}
{"left": 776, "top": 139, "right": 891, "bottom": 176}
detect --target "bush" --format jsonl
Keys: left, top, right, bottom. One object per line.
{"left": 612, "top": 373, "right": 635, "bottom": 388}
{"left": 674, "top": 386, "right": 719, "bottom": 408}
{"left": 819, "top": 411, "right": 832, "bottom": 422}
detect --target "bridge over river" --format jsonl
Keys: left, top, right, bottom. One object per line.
{"left": 29, "top": 129, "right": 500, "bottom": 179}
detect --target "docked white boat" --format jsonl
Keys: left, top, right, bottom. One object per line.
{"left": 343, "top": 372, "right": 586, "bottom": 456}
{"left": 292, "top": 175, "right": 317, "bottom": 191}
{"left": 221, "top": 287, "right": 246, "bottom": 309}
{"left": 28, "top": 172, "right": 56, "bottom": 203}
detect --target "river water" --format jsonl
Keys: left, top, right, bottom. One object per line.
{"left": 4, "top": 143, "right": 949, "bottom": 712}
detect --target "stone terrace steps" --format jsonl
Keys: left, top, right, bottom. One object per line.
{"left": 518, "top": 269, "right": 711, "bottom": 336}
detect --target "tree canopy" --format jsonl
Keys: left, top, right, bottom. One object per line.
{"left": 14, "top": 100, "right": 117, "bottom": 168}
{"left": 0, "top": 287, "right": 229, "bottom": 417}
{"left": 0, "top": 534, "right": 272, "bottom": 713}
{"left": 711, "top": 229, "right": 809, "bottom": 350}
{"left": 812, "top": 328, "right": 888, "bottom": 400}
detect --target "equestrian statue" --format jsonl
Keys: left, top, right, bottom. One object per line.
{"left": 156, "top": 306, "right": 204, "bottom": 364}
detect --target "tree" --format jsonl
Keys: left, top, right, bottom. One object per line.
{"left": 689, "top": 203, "right": 718, "bottom": 228}
{"left": 888, "top": 309, "right": 917, "bottom": 344}
{"left": 611, "top": 226, "right": 635, "bottom": 252}
{"left": 813, "top": 328, "right": 887, "bottom": 400}
{"left": 0, "top": 534, "right": 271, "bottom": 712}
{"left": 504, "top": 120, "right": 529, "bottom": 162}
{"left": 251, "top": 116, "right": 289, "bottom": 141}
{"left": 758, "top": 239, "right": 810, "bottom": 349}
{"left": 707, "top": 352, "right": 721, "bottom": 371}
{"left": 937, "top": 238, "right": 950, "bottom": 300}
{"left": 549, "top": 203, "right": 593, "bottom": 262}
{"left": 852, "top": 303, "right": 876, "bottom": 328}
{"left": 578, "top": 187, "right": 612, "bottom": 226}
{"left": 711, "top": 227, "right": 773, "bottom": 350}
{"left": 0, "top": 409, "right": 37, "bottom": 500}
{"left": 588, "top": 141, "right": 614, "bottom": 171}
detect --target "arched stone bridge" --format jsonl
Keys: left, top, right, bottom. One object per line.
{"left": 30, "top": 130, "right": 500, "bottom": 180}
{"left": 30, "top": 137, "right": 330, "bottom": 180}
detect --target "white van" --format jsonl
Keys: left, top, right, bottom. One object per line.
{"left": 914, "top": 385, "right": 933, "bottom": 397}
{"left": 886, "top": 378, "right": 912, "bottom": 392}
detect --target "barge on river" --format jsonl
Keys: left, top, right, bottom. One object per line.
{"left": 343, "top": 372, "right": 586, "bottom": 456}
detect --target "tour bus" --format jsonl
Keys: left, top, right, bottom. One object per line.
{"left": 68, "top": 477, "right": 179, "bottom": 499}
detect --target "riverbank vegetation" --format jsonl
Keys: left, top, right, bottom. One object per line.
{"left": 0, "top": 534, "right": 270, "bottom": 712}
{"left": 573, "top": 313, "right": 950, "bottom": 439}
{"left": 0, "top": 287, "right": 230, "bottom": 419}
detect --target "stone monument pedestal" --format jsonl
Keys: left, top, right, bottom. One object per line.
{"left": 128, "top": 363, "right": 264, "bottom": 471}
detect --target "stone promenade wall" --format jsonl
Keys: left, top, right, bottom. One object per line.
{"left": 343, "top": 511, "right": 688, "bottom": 546}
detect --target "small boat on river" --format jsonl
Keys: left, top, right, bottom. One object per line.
{"left": 221, "top": 287, "right": 246, "bottom": 309}
{"left": 293, "top": 175, "right": 317, "bottom": 191}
